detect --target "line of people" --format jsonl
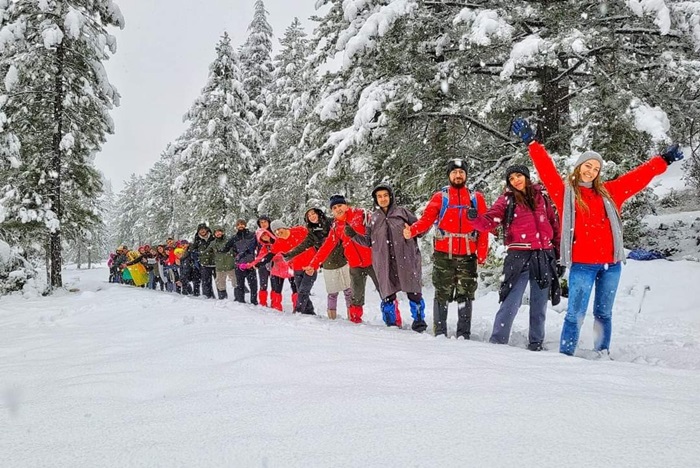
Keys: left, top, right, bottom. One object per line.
{"left": 108, "top": 120, "right": 684, "bottom": 356}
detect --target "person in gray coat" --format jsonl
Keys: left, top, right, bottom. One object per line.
{"left": 346, "top": 183, "right": 427, "bottom": 332}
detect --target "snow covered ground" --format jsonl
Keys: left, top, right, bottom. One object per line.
{"left": 2, "top": 259, "right": 700, "bottom": 467}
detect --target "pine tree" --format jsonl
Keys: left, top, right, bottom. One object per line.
{"left": 176, "top": 32, "right": 256, "bottom": 225}
{"left": 240, "top": 0, "right": 274, "bottom": 122}
{"left": 252, "top": 17, "right": 320, "bottom": 219}
{"left": 0, "top": 0, "right": 124, "bottom": 288}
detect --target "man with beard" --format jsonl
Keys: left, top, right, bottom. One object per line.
{"left": 403, "top": 159, "right": 489, "bottom": 339}
{"left": 347, "top": 183, "right": 426, "bottom": 332}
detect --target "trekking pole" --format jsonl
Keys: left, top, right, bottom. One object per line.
{"left": 635, "top": 285, "right": 651, "bottom": 322}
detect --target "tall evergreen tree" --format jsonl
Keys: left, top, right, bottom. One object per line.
{"left": 240, "top": 0, "right": 274, "bottom": 122}
{"left": 0, "top": 0, "right": 124, "bottom": 288}
{"left": 176, "top": 32, "right": 256, "bottom": 225}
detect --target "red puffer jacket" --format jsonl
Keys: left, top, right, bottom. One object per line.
{"left": 271, "top": 226, "right": 316, "bottom": 271}
{"left": 310, "top": 207, "right": 372, "bottom": 269}
{"left": 528, "top": 142, "right": 668, "bottom": 264}
{"left": 471, "top": 184, "right": 560, "bottom": 255}
{"left": 409, "top": 186, "right": 489, "bottom": 264}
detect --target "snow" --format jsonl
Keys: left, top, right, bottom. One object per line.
{"left": 501, "top": 34, "right": 545, "bottom": 80}
{"left": 4, "top": 64, "right": 18, "bottom": 92}
{"left": 65, "top": 9, "right": 84, "bottom": 40}
{"left": 629, "top": 99, "right": 671, "bottom": 144}
{"left": 453, "top": 9, "right": 513, "bottom": 46}
{"left": 627, "top": 0, "right": 672, "bottom": 35}
{"left": 59, "top": 132, "right": 75, "bottom": 152}
{"left": 41, "top": 26, "right": 64, "bottom": 49}
{"left": 2, "top": 260, "right": 700, "bottom": 466}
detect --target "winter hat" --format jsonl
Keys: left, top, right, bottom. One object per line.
{"left": 446, "top": 158, "right": 467, "bottom": 176}
{"left": 235, "top": 218, "right": 247, "bottom": 227}
{"left": 329, "top": 194, "right": 347, "bottom": 209}
{"left": 505, "top": 165, "right": 531, "bottom": 184}
{"left": 574, "top": 150, "right": 604, "bottom": 169}
{"left": 270, "top": 220, "right": 290, "bottom": 232}
{"left": 255, "top": 227, "right": 276, "bottom": 244}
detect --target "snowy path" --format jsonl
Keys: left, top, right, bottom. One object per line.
{"left": 2, "top": 261, "right": 700, "bottom": 467}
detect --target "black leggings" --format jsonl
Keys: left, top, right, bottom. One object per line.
{"left": 384, "top": 292, "right": 422, "bottom": 303}
{"left": 271, "top": 276, "right": 297, "bottom": 294}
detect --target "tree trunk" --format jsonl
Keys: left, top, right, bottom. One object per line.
{"left": 48, "top": 42, "right": 65, "bottom": 289}
{"left": 537, "top": 63, "right": 570, "bottom": 152}
{"left": 76, "top": 244, "right": 82, "bottom": 269}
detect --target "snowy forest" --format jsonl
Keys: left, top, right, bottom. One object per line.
{"left": 2, "top": 0, "right": 700, "bottom": 293}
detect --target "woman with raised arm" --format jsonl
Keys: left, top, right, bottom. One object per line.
{"left": 511, "top": 118, "right": 684, "bottom": 357}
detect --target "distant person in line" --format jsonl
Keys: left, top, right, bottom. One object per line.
{"left": 468, "top": 165, "right": 561, "bottom": 350}
{"left": 347, "top": 183, "right": 426, "bottom": 331}
{"left": 512, "top": 117, "right": 684, "bottom": 357}
{"left": 403, "top": 159, "right": 488, "bottom": 339}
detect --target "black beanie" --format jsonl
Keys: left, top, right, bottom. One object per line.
{"left": 446, "top": 158, "right": 467, "bottom": 176}
{"left": 505, "top": 164, "right": 531, "bottom": 184}
{"left": 329, "top": 194, "right": 347, "bottom": 209}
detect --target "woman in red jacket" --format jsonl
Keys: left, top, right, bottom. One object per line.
{"left": 512, "top": 118, "right": 684, "bottom": 356}
{"left": 469, "top": 165, "right": 561, "bottom": 351}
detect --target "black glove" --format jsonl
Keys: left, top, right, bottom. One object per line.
{"left": 344, "top": 224, "right": 357, "bottom": 237}
{"left": 467, "top": 206, "right": 478, "bottom": 220}
{"left": 511, "top": 118, "right": 535, "bottom": 145}
{"left": 660, "top": 144, "right": 684, "bottom": 165}
{"left": 556, "top": 264, "right": 566, "bottom": 277}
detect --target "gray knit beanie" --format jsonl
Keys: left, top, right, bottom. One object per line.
{"left": 269, "top": 220, "right": 290, "bottom": 232}
{"left": 574, "top": 150, "right": 604, "bottom": 168}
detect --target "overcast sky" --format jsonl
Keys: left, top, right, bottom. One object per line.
{"left": 96, "top": 0, "right": 319, "bottom": 192}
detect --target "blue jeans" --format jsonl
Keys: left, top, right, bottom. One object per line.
{"left": 560, "top": 262, "right": 621, "bottom": 355}
{"left": 490, "top": 270, "right": 549, "bottom": 346}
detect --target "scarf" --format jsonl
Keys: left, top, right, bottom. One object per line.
{"left": 561, "top": 181, "right": 625, "bottom": 267}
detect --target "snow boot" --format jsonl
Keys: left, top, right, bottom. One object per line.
{"left": 433, "top": 299, "right": 449, "bottom": 336}
{"left": 528, "top": 341, "right": 543, "bottom": 351}
{"left": 270, "top": 291, "right": 283, "bottom": 311}
{"left": 394, "top": 299, "right": 403, "bottom": 328}
{"left": 217, "top": 289, "right": 228, "bottom": 300}
{"left": 456, "top": 300, "right": 472, "bottom": 340}
{"left": 258, "top": 290, "right": 268, "bottom": 307}
{"left": 348, "top": 304, "right": 363, "bottom": 323}
{"left": 381, "top": 299, "right": 398, "bottom": 326}
{"left": 410, "top": 298, "right": 428, "bottom": 333}
{"left": 327, "top": 309, "right": 337, "bottom": 320}
{"left": 291, "top": 292, "right": 298, "bottom": 312}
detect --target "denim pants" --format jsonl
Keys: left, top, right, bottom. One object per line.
{"left": 560, "top": 262, "right": 622, "bottom": 355}
{"left": 490, "top": 270, "right": 549, "bottom": 346}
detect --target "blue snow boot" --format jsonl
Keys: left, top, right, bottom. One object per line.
{"left": 381, "top": 299, "right": 398, "bottom": 326}
{"left": 409, "top": 299, "right": 428, "bottom": 333}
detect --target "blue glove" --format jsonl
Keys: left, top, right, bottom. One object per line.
{"left": 661, "top": 144, "right": 684, "bottom": 165}
{"left": 511, "top": 118, "right": 535, "bottom": 144}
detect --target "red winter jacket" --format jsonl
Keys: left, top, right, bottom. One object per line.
{"left": 270, "top": 226, "right": 316, "bottom": 271}
{"left": 310, "top": 207, "right": 372, "bottom": 269}
{"left": 528, "top": 142, "right": 668, "bottom": 264}
{"left": 409, "top": 186, "right": 489, "bottom": 264}
{"left": 471, "top": 184, "right": 560, "bottom": 255}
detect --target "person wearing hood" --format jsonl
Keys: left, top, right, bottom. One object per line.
{"left": 255, "top": 215, "right": 273, "bottom": 307}
{"left": 203, "top": 226, "right": 237, "bottom": 299}
{"left": 190, "top": 223, "right": 215, "bottom": 298}
{"left": 512, "top": 117, "right": 684, "bottom": 356}
{"left": 223, "top": 219, "right": 258, "bottom": 304}
{"left": 468, "top": 165, "right": 561, "bottom": 350}
{"left": 285, "top": 207, "right": 352, "bottom": 320}
{"left": 347, "top": 183, "right": 427, "bottom": 331}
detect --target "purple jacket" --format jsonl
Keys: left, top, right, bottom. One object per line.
{"left": 472, "top": 184, "right": 560, "bottom": 255}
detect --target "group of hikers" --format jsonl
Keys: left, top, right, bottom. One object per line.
{"left": 109, "top": 119, "right": 685, "bottom": 357}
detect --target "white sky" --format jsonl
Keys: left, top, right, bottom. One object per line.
{"left": 96, "top": 0, "right": 319, "bottom": 192}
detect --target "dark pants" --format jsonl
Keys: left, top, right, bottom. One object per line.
{"left": 235, "top": 268, "right": 258, "bottom": 304}
{"left": 432, "top": 251, "right": 478, "bottom": 337}
{"left": 271, "top": 276, "right": 297, "bottom": 294}
{"left": 258, "top": 265, "right": 270, "bottom": 291}
{"left": 200, "top": 265, "right": 215, "bottom": 298}
{"left": 349, "top": 265, "right": 380, "bottom": 306}
{"left": 293, "top": 270, "right": 317, "bottom": 314}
